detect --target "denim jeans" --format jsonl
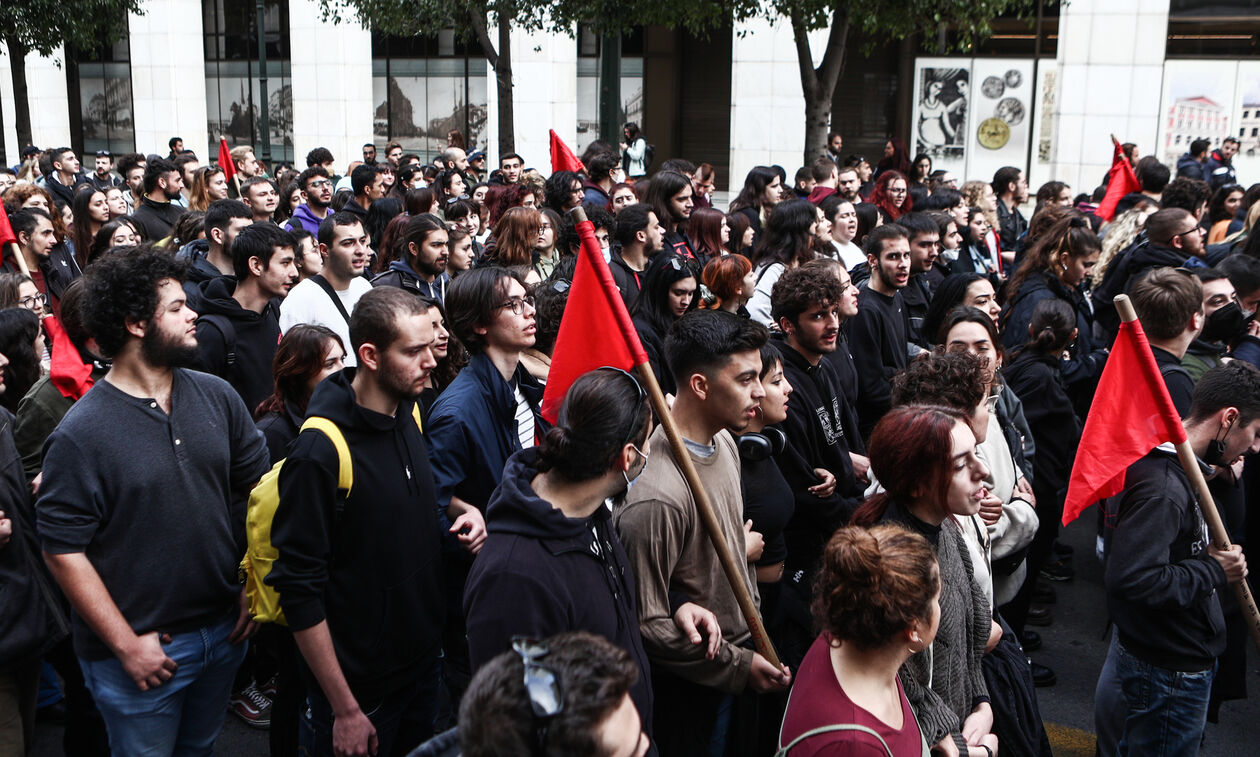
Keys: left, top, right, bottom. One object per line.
{"left": 79, "top": 614, "right": 247, "bottom": 757}
{"left": 300, "top": 656, "right": 441, "bottom": 757}
{"left": 1109, "top": 637, "right": 1216, "bottom": 757}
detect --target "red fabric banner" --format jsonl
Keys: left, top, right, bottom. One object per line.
{"left": 549, "top": 130, "right": 585, "bottom": 175}
{"left": 1095, "top": 140, "right": 1141, "bottom": 222}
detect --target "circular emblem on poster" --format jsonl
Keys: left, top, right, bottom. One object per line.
{"left": 996, "top": 97, "right": 1026, "bottom": 126}
{"left": 982, "top": 76, "right": 1005, "bottom": 99}
{"left": 978, "top": 117, "right": 1010, "bottom": 150}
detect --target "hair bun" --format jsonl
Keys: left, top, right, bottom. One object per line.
{"left": 1068, "top": 216, "right": 1088, "bottom": 229}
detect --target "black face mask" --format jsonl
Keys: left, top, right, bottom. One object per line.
{"left": 1205, "top": 421, "right": 1233, "bottom": 466}
{"left": 1202, "top": 302, "right": 1245, "bottom": 344}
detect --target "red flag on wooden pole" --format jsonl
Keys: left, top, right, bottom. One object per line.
{"left": 549, "top": 129, "right": 585, "bottom": 175}
{"left": 1095, "top": 137, "right": 1141, "bottom": 222}
{"left": 218, "top": 138, "right": 238, "bottom": 183}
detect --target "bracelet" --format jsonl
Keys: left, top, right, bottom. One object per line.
{"left": 981, "top": 746, "right": 994, "bottom": 757}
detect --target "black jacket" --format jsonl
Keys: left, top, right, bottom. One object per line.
{"left": 195, "top": 277, "right": 283, "bottom": 413}
{"left": 270, "top": 370, "right": 446, "bottom": 700}
{"left": 130, "top": 196, "right": 185, "bottom": 241}
{"left": 845, "top": 284, "right": 909, "bottom": 438}
{"left": 996, "top": 199, "right": 1027, "bottom": 252}
{"left": 463, "top": 448, "right": 654, "bottom": 733}
{"left": 255, "top": 397, "right": 304, "bottom": 463}
{"left": 633, "top": 313, "right": 675, "bottom": 398}
{"left": 1176, "top": 152, "right": 1208, "bottom": 182}
{"left": 1092, "top": 241, "right": 1191, "bottom": 339}
{"left": 177, "top": 238, "right": 230, "bottom": 312}
{"left": 1002, "top": 352, "right": 1079, "bottom": 504}
{"left": 1103, "top": 447, "right": 1227, "bottom": 671}
{"left": 1206, "top": 149, "right": 1236, "bottom": 190}
{"left": 610, "top": 251, "right": 647, "bottom": 312}
{"left": 1, "top": 242, "right": 81, "bottom": 309}
{"left": 900, "top": 272, "right": 933, "bottom": 347}
{"left": 773, "top": 339, "right": 862, "bottom": 576}
{"left": 1002, "top": 271, "right": 1106, "bottom": 396}
{"left": 371, "top": 261, "right": 449, "bottom": 306}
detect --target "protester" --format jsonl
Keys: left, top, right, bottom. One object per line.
{"left": 37, "top": 248, "right": 269, "bottom": 755}
{"left": 270, "top": 287, "right": 446, "bottom": 757}
{"left": 1130, "top": 267, "right": 1205, "bottom": 416}
{"left": 993, "top": 166, "right": 1029, "bottom": 252}
{"left": 645, "top": 171, "right": 697, "bottom": 260}
{"left": 69, "top": 188, "right": 109, "bottom": 266}
{"left": 852, "top": 404, "right": 1000, "bottom": 757}
{"left": 701, "top": 254, "right": 754, "bottom": 314}
{"left": 869, "top": 171, "right": 911, "bottom": 222}
{"left": 747, "top": 199, "right": 819, "bottom": 326}
{"left": 279, "top": 212, "right": 373, "bottom": 367}
{"left": 1207, "top": 137, "right": 1240, "bottom": 190}
{"left": 5, "top": 208, "right": 82, "bottom": 316}
{"left": 631, "top": 253, "right": 698, "bottom": 397}
{"left": 130, "top": 158, "right": 185, "bottom": 241}
{"left": 610, "top": 203, "right": 665, "bottom": 311}
{"left": 614, "top": 309, "right": 791, "bottom": 755}
{"left": 847, "top": 224, "right": 911, "bottom": 437}
{"left": 285, "top": 167, "right": 334, "bottom": 235}
{"left": 1095, "top": 362, "right": 1260, "bottom": 756}
{"left": 778, "top": 524, "right": 941, "bottom": 756}
{"left": 730, "top": 166, "right": 784, "bottom": 249}
{"left": 372, "top": 213, "right": 450, "bottom": 304}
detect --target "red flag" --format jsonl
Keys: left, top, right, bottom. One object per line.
{"left": 44, "top": 315, "right": 96, "bottom": 400}
{"left": 549, "top": 129, "right": 585, "bottom": 175}
{"left": 541, "top": 217, "right": 648, "bottom": 423}
{"left": 1095, "top": 139, "right": 1141, "bottom": 222}
{"left": 0, "top": 202, "right": 16, "bottom": 249}
{"left": 218, "top": 138, "right": 237, "bottom": 183}
{"left": 1062, "top": 319, "right": 1188, "bottom": 525}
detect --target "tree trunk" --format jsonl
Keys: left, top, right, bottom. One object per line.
{"left": 790, "top": 5, "right": 849, "bottom": 166}
{"left": 5, "top": 35, "right": 32, "bottom": 151}
{"left": 495, "top": 12, "right": 514, "bottom": 156}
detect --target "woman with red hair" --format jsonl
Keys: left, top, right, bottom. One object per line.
{"left": 688, "top": 207, "right": 730, "bottom": 267}
{"left": 700, "top": 254, "right": 754, "bottom": 314}
{"left": 869, "top": 170, "right": 912, "bottom": 222}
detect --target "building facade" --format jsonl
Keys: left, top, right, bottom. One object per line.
{"left": 2, "top": 0, "right": 1258, "bottom": 194}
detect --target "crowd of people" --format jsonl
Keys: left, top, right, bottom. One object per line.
{"left": 2, "top": 125, "right": 1260, "bottom": 757}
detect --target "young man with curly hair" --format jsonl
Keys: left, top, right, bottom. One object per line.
{"left": 36, "top": 247, "right": 270, "bottom": 754}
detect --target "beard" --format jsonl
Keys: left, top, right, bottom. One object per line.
{"left": 141, "top": 323, "right": 200, "bottom": 369}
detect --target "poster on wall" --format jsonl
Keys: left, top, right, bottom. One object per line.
{"left": 1035, "top": 66, "right": 1057, "bottom": 166}
{"left": 1156, "top": 60, "right": 1238, "bottom": 170}
{"left": 911, "top": 58, "right": 972, "bottom": 176}
{"left": 965, "top": 59, "right": 1035, "bottom": 185}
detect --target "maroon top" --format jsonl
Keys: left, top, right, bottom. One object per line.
{"left": 779, "top": 635, "right": 923, "bottom": 756}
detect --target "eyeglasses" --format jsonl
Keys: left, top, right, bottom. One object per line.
{"left": 498, "top": 294, "right": 536, "bottom": 315}
{"left": 512, "top": 638, "right": 564, "bottom": 756}
{"left": 1176, "top": 226, "right": 1203, "bottom": 237}
{"left": 306, "top": 179, "right": 331, "bottom": 189}
{"left": 19, "top": 293, "right": 48, "bottom": 309}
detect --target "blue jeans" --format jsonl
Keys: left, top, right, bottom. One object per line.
{"left": 300, "top": 657, "right": 441, "bottom": 757}
{"left": 1110, "top": 637, "right": 1216, "bottom": 757}
{"left": 79, "top": 614, "right": 246, "bottom": 757}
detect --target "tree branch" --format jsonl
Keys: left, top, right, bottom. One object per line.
{"left": 468, "top": 1, "right": 499, "bottom": 69}
{"left": 817, "top": 2, "right": 848, "bottom": 93}
{"left": 788, "top": 7, "right": 818, "bottom": 99}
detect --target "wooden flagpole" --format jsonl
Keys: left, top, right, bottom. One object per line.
{"left": 1115, "top": 294, "right": 1260, "bottom": 651}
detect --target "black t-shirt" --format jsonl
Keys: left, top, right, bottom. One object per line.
{"left": 739, "top": 445, "right": 794, "bottom": 566}
{"left": 37, "top": 370, "right": 270, "bottom": 660}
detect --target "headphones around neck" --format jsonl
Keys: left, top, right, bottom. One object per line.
{"left": 739, "top": 428, "right": 786, "bottom": 462}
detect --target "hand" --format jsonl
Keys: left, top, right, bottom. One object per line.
{"left": 808, "top": 468, "right": 837, "bottom": 498}
{"left": 450, "top": 509, "right": 487, "bottom": 555}
{"left": 673, "top": 602, "right": 722, "bottom": 660}
{"left": 31, "top": 471, "right": 41, "bottom": 495}
{"left": 747, "top": 653, "right": 791, "bottom": 693}
{"left": 1248, "top": 319, "right": 1260, "bottom": 338}
{"left": 961, "top": 702, "right": 993, "bottom": 746}
{"left": 933, "top": 735, "right": 960, "bottom": 757}
{"left": 333, "top": 706, "right": 378, "bottom": 757}
{"left": 1014, "top": 476, "right": 1035, "bottom": 507}
{"left": 977, "top": 491, "right": 1003, "bottom": 526}
{"left": 619, "top": 142, "right": 628, "bottom": 151}
{"left": 0, "top": 511, "right": 10, "bottom": 549}
{"left": 1231, "top": 456, "right": 1246, "bottom": 482}
{"left": 1211, "top": 543, "right": 1248, "bottom": 583}
{"left": 970, "top": 734, "right": 999, "bottom": 757}
{"left": 229, "top": 587, "right": 259, "bottom": 644}
{"left": 120, "top": 631, "right": 177, "bottom": 691}
{"left": 744, "top": 520, "right": 765, "bottom": 562}
{"left": 849, "top": 453, "right": 871, "bottom": 483}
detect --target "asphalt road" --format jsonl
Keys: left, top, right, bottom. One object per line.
{"left": 30, "top": 512, "right": 1260, "bottom": 756}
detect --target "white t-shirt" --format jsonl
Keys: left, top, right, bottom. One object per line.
{"left": 279, "top": 276, "right": 373, "bottom": 366}
{"left": 513, "top": 384, "right": 536, "bottom": 448}
{"left": 831, "top": 240, "right": 866, "bottom": 271}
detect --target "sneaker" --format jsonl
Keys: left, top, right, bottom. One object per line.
{"left": 229, "top": 682, "right": 272, "bottom": 729}
{"left": 1019, "top": 630, "right": 1042, "bottom": 652}
{"left": 259, "top": 675, "right": 278, "bottom": 700}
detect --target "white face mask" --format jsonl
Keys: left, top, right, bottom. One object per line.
{"left": 622, "top": 444, "right": 650, "bottom": 493}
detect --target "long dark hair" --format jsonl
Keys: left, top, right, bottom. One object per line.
{"left": 633, "top": 253, "right": 698, "bottom": 337}
{"left": 544, "top": 171, "right": 583, "bottom": 213}
{"left": 365, "top": 197, "right": 404, "bottom": 255}
{"left": 536, "top": 368, "right": 651, "bottom": 482}
{"left": 689, "top": 207, "right": 727, "bottom": 262}
{"left": 644, "top": 171, "right": 692, "bottom": 227}
{"left": 1004, "top": 213, "right": 1099, "bottom": 323}
{"left": 0, "top": 307, "right": 41, "bottom": 413}
{"left": 729, "top": 166, "right": 779, "bottom": 215}
{"left": 372, "top": 214, "right": 411, "bottom": 273}
{"left": 1013, "top": 298, "right": 1076, "bottom": 359}
{"left": 404, "top": 187, "right": 438, "bottom": 217}
{"left": 752, "top": 199, "right": 816, "bottom": 270}
{"left": 1209, "top": 183, "right": 1243, "bottom": 226}
{"left": 254, "top": 324, "right": 344, "bottom": 419}
{"left": 71, "top": 187, "right": 107, "bottom": 266}
{"left": 922, "top": 273, "right": 988, "bottom": 345}
{"left": 876, "top": 137, "right": 911, "bottom": 177}
{"left": 89, "top": 217, "right": 141, "bottom": 263}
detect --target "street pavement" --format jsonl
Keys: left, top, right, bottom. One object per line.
{"left": 30, "top": 511, "right": 1260, "bottom": 756}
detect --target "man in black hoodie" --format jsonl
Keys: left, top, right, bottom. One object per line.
{"left": 178, "top": 200, "right": 252, "bottom": 311}
{"left": 463, "top": 369, "right": 722, "bottom": 745}
{"left": 845, "top": 224, "right": 912, "bottom": 438}
{"left": 130, "top": 158, "right": 186, "bottom": 241}
{"left": 1095, "top": 363, "right": 1258, "bottom": 756}
{"left": 270, "top": 287, "right": 446, "bottom": 757}
{"left": 196, "top": 223, "right": 298, "bottom": 411}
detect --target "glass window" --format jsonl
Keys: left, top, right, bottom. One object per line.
{"left": 70, "top": 35, "right": 134, "bottom": 154}
{"left": 203, "top": 0, "right": 293, "bottom": 166}
{"left": 575, "top": 26, "right": 644, "bottom": 155}
{"left": 371, "top": 32, "right": 487, "bottom": 162}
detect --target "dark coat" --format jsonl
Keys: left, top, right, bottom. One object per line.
{"left": 1002, "top": 271, "right": 1106, "bottom": 394}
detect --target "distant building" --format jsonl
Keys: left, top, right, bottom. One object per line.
{"left": 1240, "top": 101, "right": 1260, "bottom": 158}
{"left": 1164, "top": 96, "right": 1229, "bottom": 163}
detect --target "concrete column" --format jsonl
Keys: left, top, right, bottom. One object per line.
{"left": 1051, "top": 0, "right": 1169, "bottom": 192}
{"left": 128, "top": 0, "right": 209, "bottom": 156}
{"left": 486, "top": 21, "right": 577, "bottom": 170}
{"left": 289, "top": 0, "right": 373, "bottom": 171}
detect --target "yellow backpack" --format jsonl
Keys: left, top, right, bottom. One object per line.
{"left": 242, "top": 406, "right": 422, "bottom": 625}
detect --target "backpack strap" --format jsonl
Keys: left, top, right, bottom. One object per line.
{"left": 310, "top": 274, "right": 352, "bottom": 324}
{"left": 300, "top": 417, "right": 354, "bottom": 496}
{"left": 776, "top": 724, "right": 894, "bottom": 757}
{"left": 197, "top": 313, "right": 238, "bottom": 368}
